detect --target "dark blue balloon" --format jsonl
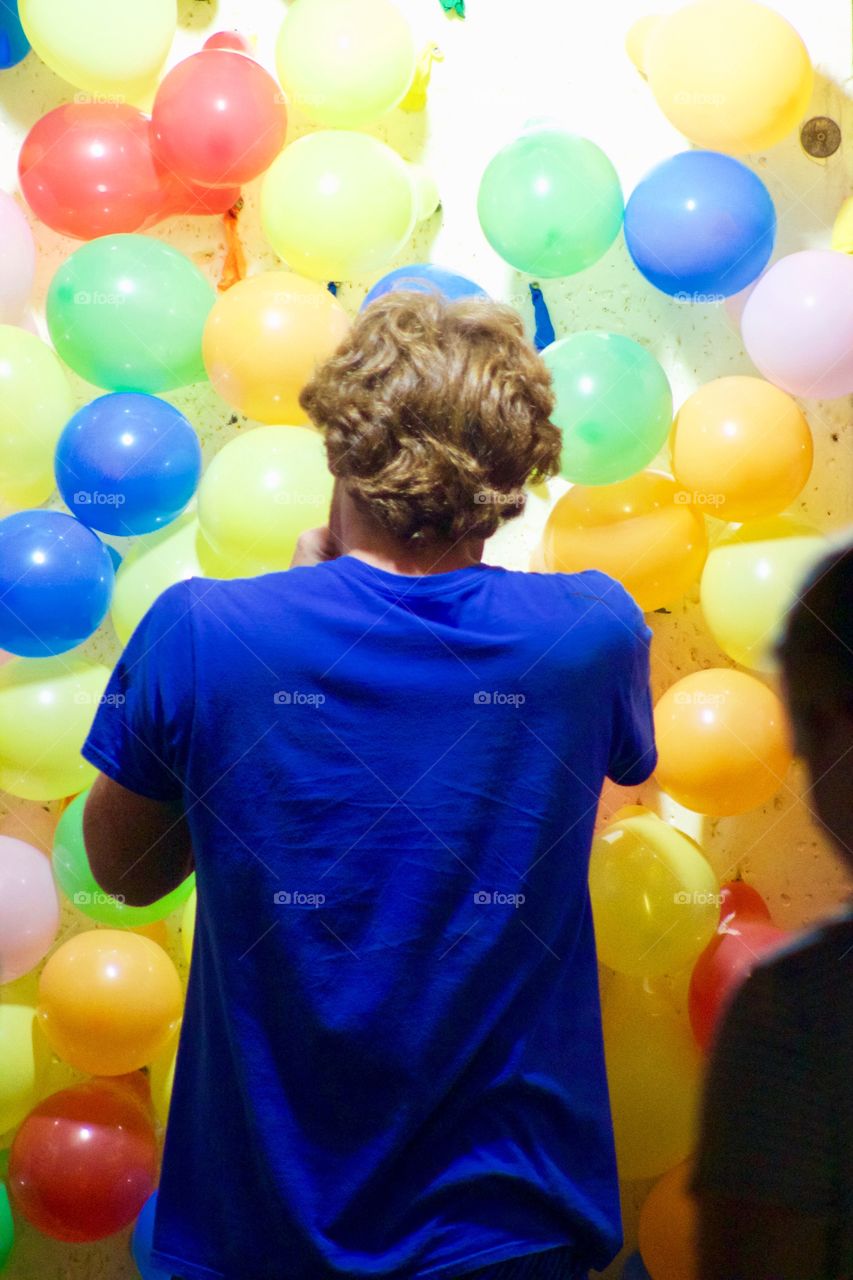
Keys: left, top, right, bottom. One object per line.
{"left": 624, "top": 151, "right": 775, "bottom": 301}
{"left": 0, "top": 511, "right": 114, "bottom": 657}
{"left": 132, "top": 1193, "right": 172, "bottom": 1280}
{"left": 55, "top": 393, "right": 202, "bottom": 536}
{"left": 0, "top": 0, "right": 29, "bottom": 69}
{"left": 362, "top": 264, "right": 489, "bottom": 310}
{"left": 621, "top": 1251, "right": 652, "bottom": 1280}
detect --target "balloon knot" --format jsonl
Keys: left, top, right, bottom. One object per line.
{"left": 218, "top": 198, "right": 247, "bottom": 292}
{"left": 529, "top": 283, "right": 555, "bottom": 352}
{"left": 400, "top": 43, "right": 444, "bottom": 113}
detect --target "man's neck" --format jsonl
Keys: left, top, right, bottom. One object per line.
{"left": 331, "top": 483, "right": 485, "bottom": 577}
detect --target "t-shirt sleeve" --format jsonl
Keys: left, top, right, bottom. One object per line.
{"left": 689, "top": 957, "right": 835, "bottom": 1212}
{"left": 81, "top": 581, "right": 195, "bottom": 805}
{"left": 605, "top": 591, "right": 656, "bottom": 787}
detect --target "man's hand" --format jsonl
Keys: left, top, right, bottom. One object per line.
{"left": 290, "top": 525, "right": 340, "bottom": 567}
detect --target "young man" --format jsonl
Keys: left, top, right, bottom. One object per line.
{"left": 692, "top": 543, "right": 853, "bottom": 1280}
{"left": 82, "top": 292, "right": 656, "bottom": 1280}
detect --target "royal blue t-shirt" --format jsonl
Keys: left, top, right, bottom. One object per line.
{"left": 82, "top": 557, "right": 656, "bottom": 1280}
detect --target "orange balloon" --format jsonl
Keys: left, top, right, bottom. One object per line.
{"left": 539, "top": 471, "right": 707, "bottom": 611}
{"left": 202, "top": 270, "right": 350, "bottom": 424}
{"left": 131, "top": 919, "right": 169, "bottom": 948}
{"left": 671, "top": 376, "right": 812, "bottom": 521}
{"left": 37, "top": 930, "right": 183, "bottom": 1076}
{"left": 639, "top": 1160, "right": 698, "bottom": 1280}
{"left": 654, "top": 669, "right": 792, "bottom": 816}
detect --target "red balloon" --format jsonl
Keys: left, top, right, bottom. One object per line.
{"left": 151, "top": 49, "right": 287, "bottom": 188}
{"left": 8, "top": 1075, "right": 158, "bottom": 1242}
{"left": 19, "top": 103, "right": 163, "bottom": 239}
{"left": 689, "top": 899, "right": 786, "bottom": 1052}
{"left": 718, "top": 880, "right": 772, "bottom": 924}
{"left": 204, "top": 31, "right": 253, "bottom": 53}
{"left": 154, "top": 168, "right": 242, "bottom": 220}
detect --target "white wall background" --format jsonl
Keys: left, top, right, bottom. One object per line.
{"left": 0, "top": 0, "right": 851, "bottom": 1275}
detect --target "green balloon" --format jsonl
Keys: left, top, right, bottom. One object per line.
{"left": 0, "top": 1182, "right": 12, "bottom": 1273}
{"left": 47, "top": 234, "right": 215, "bottom": 393}
{"left": 543, "top": 332, "right": 673, "bottom": 485}
{"left": 52, "top": 790, "right": 195, "bottom": 926}
{"left": 477, "top": 128, "right": 623, "bottom": 278}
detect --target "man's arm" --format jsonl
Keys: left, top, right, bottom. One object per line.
{"left": 83, "top": 773, "right": 194, "bottom": 908}
{"left": 697, "top": 1192, "right": 832, "bottom": 1280}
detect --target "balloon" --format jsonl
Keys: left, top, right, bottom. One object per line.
{"left": 202, "top": 272, "right": 349, "bottom": 424}
{"left": 19, "top": 104, "right": 162, "bottom": 240}
{"left": 19, "top": 0, "right": 176, "bottom": 105}
{"left": 0, "top": 193, "right": 34, "bottom": 322}
{"left": 589, "top": 807, "right": 720, "bottom": 978}
{"left": 152, "top": 49, "right": 287, "bottom": 188}
{"left": 47, "top": 234, "right": 215, "bottom": 394}
{"left": 154, "top": 169, "right": 241, "bottom": 221}
{"left": 624, "top": 152, "right": 775, "bottom": 300}
{"left": 0, "top": 1004, "right": 43, "bottom": 1136}
{"left": 654, "top": 669, "right": 793, "bottom": 816}
{"left": 633, "top": 0, "right": 813, "bottom": 154}
{"left": 0, "top": 1182, "right": 12, "bottom": 1271}
{"left": 832, "top": 195, "right": 853, "bottom": 254}
{"left": 670, "top": 376, "right": 813, "bottom": 521}
{"left": 149, "top": 1030, "right": 178, "bottom": 1128}
{"left": 542, "top": 333, "right": 672, "bottom": 485}
{"left": 478, "top": 128, "right": 623, "bottom": 278}
{"left": 689, "top": 910, "right": 786, "bottom": 1052}
{"left": 638, "top": 1161, "right": 698, "bottom": 1280}
{"left": 198, "top": 426, "right": 334, "bottom": 575}
{"left": 602, "top": 975, "right": 703, "bottom": 1182}
{"left": 700, "top": 518, "right": 826, "bottom": 671}
{"left": 718, "top": 879, "right": 772, "bottom": 924}
{"left": 0, "top": 1, "right": 29, "bottom": 67}
{"left": 132, "top": 1192, "right": 172, "bottom": 1280}
{"left": 37, "top": 930, "right": 183, "bottom": 1076}
{"left": 741, "top": 251, "right": 853, "bottom": 399}
{"left": 110, "top": 511, "right": 223, "bottom": 645}
{"left": 204, "top": 32, "right": 253, "bottom": 54}
{"left": 0, "top": 837, "right": 59, "bottom": 983}
{"left": 0, "top": 326, "right": 73, "bottom": 509}
{"left": 52, "top": 790, "right": 196, "bottom": 927}
{"left": 0, "top": 511, "right": 114, "bottom": 657}
{"left": 261, "top": 132, "right": 420, "bottom": 282}
{"left": 181, "top": 888, "right": 196, "bottom": 965}
{"left": 55, "top": 393, "right": 201, "bottom": 536}
{"left": 539, "top": 470, "right": 707, "bottom": 612}
{"left": 8, "top": 1077, "right": 157, "bottom": 1242}
{"left": 362, "top": 264, "right": 488, "bottom": 308}
{"left": 276, "top": 0, "right": 416, "bottom": 127}
{"left": 0, "top": 654, "right": 110, "bottom": 800}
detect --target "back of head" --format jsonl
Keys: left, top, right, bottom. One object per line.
{"left": 300, "top": 290, "right": 562, "bottom": 545}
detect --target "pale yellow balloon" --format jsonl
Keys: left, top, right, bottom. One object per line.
{"left": 0, "top": 656, "right": 110, "bottom": 800}
{"left": 197, "top": 427, "right": 333, "bottom": 576}
{"left": 149, "top": 1023, "right": 180, "bottom": 1128}
{"left": 181, "top": 889, "right": 196, "bottom": 966}
{"left": 700, "top": 518, "right": 826, "bottom": 672}
{"left": 832, "top": 196, "right": 853, "bottom": 254}
{"left": 0, "top": 1004, "right": 45, "bottom": 1137}
{"left": 0, "top": 326, "right": 74, "bottom": 510}
{"left": 20, "top": 0, "right": 176, "bottom": 105}
{"left": 589, "top": 808, "right": 720, "bottom": 978}
{"left": 602, "top": 975, "right": 703, "bottom": 1182}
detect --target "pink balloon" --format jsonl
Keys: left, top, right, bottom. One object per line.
{"left": 741, "top": 250, "right": 853, "bottom": 399}
{"left": 0, "top": 835, "right": 60, "bottom": 983}
{"left": 0, "top": 192, "right": 35, "bottom": 323}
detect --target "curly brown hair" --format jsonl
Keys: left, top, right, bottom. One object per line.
{"left": 299, "top": 290, "right": 562, "bottom": 545}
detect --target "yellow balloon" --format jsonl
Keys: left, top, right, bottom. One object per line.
{"left": 181, "top": 888, "right": 196, "bottom": 966}
{"left": 0, "top": 326, "right": 74, "bottom": 510}
{"left": 111, "top": 511, "right": 226, "bottom": 645}
{"left": 0, "top": 1004, "right": 45, "bottom": 1137}
{"left": 197, "top": 427, "right": 333, "bottom": 576}
{"left": 589, "top": 807, "right": 720, "bottom": 978}
{"left": 602, "top": 975, "right": 703, "bottom": 1182}
{"left": 700, "top": 518, "right": 826, "bottom": 672}
{"left": 276, "top": 0, "right": 415, "bottom": 127}
{"left": 20, "top": 0, "right": 176, "bottom": 105}
{"left": 638, "top": 0, "right": 813, "bottom": 154}
{"left": 831, "top": 195, "right": 853, "bottom": 255}
{"left": 261, "top": 132, "right": 421, "bottom": 282}
{"left": 149, "top": 1024, "right": 180, "bottom": 1128}
{"left": 0, "top": 656, "right": 110, "bottom": 800}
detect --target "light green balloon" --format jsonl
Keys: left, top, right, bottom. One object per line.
{"left": 0, "top": 326, "right": 74, "bottom": 509}
{"left": 0, "top": 1181, "right": 13, "bottom": 1272}
{"left": 52, "top": 789, "right": 195, "bottom": 926}
{"left": 0, "top": 655, "right": 110, "bottom": 800}
{"left": 46, "top": 234, "right": 215, "bottom": 393}
{"left": 478, "top": 128, "right": 624, "bottom": 278}
{"left": 542, "top": 332, "right": 673, "bottom": 486}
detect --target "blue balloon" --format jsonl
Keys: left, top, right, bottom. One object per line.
{"left": 0, "top": 0, "right": 29, "bottom": 68}
{"left": 55, "top": 393, "right": 202, "bottom": 536}
{"left": 621, "top": 1252, "right": 652, "bottom": 1280}
{"left": 624, "top": 151, "right": 775, "bottom": 301}
{"left": 132, "top": 1193, "right": 172, "bottom": 1280}
{"left": 362, "top": 264, "right": 488, "bottom": 309}
{"left": 0, "top": 511, "right": 114, "bottom": 657}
